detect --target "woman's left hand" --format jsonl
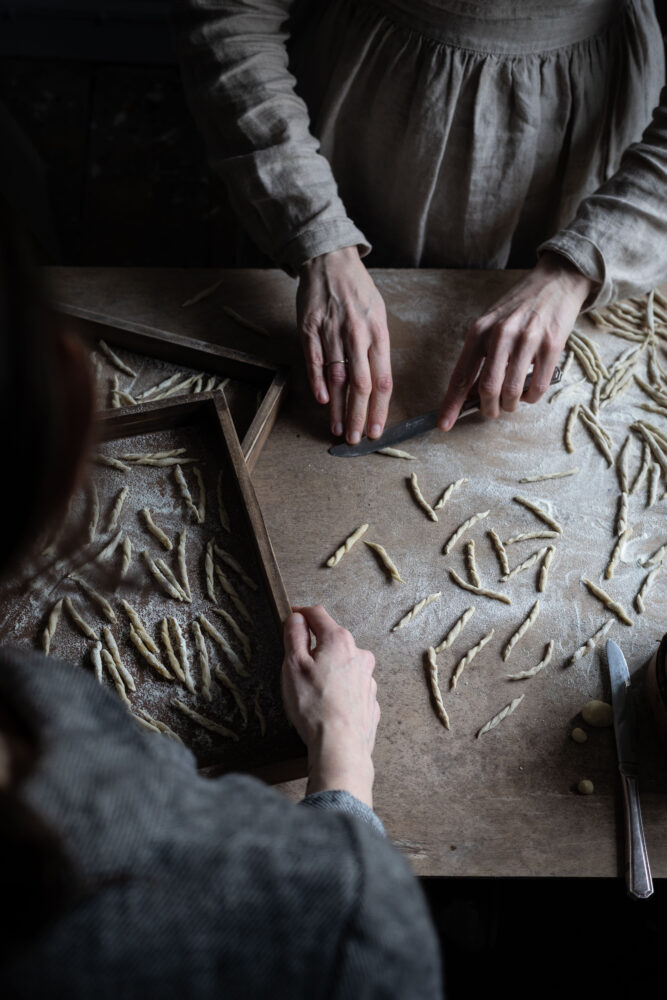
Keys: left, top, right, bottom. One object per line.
{"left": 438, "top": 252, "right": 594, "bottom": 430}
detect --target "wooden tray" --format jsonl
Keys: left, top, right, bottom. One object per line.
{"left": 58, "top": 302, "right": 289, "bottom": 472}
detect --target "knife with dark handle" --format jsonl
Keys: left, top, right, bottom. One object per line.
{"left": 329, "top": 367, "right": 561, "bottom": 457}
{"left": 606, "top": 639, "right": 653, "bottom": 899}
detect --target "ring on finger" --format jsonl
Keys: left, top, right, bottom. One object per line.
{"left": 324, "top": 359, "right": 348, "bottom": 368}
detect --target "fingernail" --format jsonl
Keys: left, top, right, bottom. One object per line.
{"left": 369, "top": 424, "right": 381, "bottom": 438}
{"left": 349, "top": 431, "right": 361, "bottom": 444}
{"left": 333, "top": 422, "right": 343, "bottom": 436}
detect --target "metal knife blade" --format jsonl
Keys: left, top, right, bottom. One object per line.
{"left": 329, "top": 366, "right": 561, "bottom": 457}
{"left": 606, "top": 639, "right": 653, "bottom": 899}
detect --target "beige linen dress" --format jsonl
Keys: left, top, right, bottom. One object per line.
{"left": 175, "top": 0, "right": 666, "bottom": 306}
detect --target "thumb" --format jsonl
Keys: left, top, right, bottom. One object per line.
{"left": 283, "top": 612, "right": 311, "bottom": 660}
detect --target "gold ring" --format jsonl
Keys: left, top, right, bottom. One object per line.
{"left": 324, "top": 359, "right": 348, "bottom": 367}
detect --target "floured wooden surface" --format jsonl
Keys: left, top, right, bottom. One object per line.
{"left": 47, "top": 268, "right": 666, "bottom": 877}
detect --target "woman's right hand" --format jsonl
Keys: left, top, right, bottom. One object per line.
{"left": 297, "top": 247, "right": 393, "bottom": 445}
{"left": 282, "top": 605, "right": 380, "bottom": 808}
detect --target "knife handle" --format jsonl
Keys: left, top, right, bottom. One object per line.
{"left": 619, "top": 767, "right": 653, "bottom": 899}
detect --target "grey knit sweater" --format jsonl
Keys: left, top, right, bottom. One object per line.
{"left": 0, "top": 649, "right": 442, "bottom": 998}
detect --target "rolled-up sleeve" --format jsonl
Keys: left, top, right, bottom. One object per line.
{"left": 540, "top": 85, "right": 667, "bottom": 309}
{"left": 172, "top": 0, "right": 370, "bottom": 274}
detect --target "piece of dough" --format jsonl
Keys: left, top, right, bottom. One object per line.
{"left": 464, "top": 539, "right": 481, "bottom": 588}
{"left": 616, "top": 435, "right": 631, "bottom": 492}
{"left": 605, "top": 527, "right": 632, "bottom": 580}
{"left": 448, "top": 569, "right": 512, "bottom": 604}
{"left": 102, "top": 626, "right": 136, "bottom": 692}
{"left": 152, "top": 375, "right": 198, "bottom": 400}
{"left": 513, "top": 496, "right": 563, "bottom": 534}
{"left": 216, "top": 470, "right": 231, "bottom": 533}
{"left": 450, "top": 629, "right": 494, "bottom": 689}
{"left": 434, "top": 477, "right": 468, "bottom": 511}
{"left": 96, "top": 529, "right": 124, "bottom": 562}
{"left": 577, "top": 408, "right": 614, "bottom": 465}
{"left": 138, "top": 373, "right": 186, "bottom": 400}
{"left": 90, "top": 640, "right": 104, "bottom": 683}
{"left": 191, "top": 620, "right": 212, "bottom": 702}
{"left": 538, "top": 546, "right": 555, "bottom": 593}
{"left": 107, "top": 486, "right": 128, "bottom": 532}
{"left": 377, "top": 447, "right": 416, "bottom": 460}
{"left": 519, "top": 468, "right": 579, "bottom": 483}
{"left": 192, "top": 375, "right": 203, "bottom": 394}
{"left": 392, "top": 592, "right": 442, "bottom": 632}
{"left": 132, "top": 713, "right": 163, "bottom": 735}
{"left": 63, "top": 597, "right": 97, "bottom": 640}
{"left": 567, "top": 619, "right": 614, "bottom": 665}
{"left": 364, "top": 541, "right": 404, "bottom": 583}
{"left": 254, "top": 689, "right": 267, "bottom": 737}
{"left": 213, "top": 544, "right": 258, "bottom": 590}
{"left": 204, "top": 376, "right": 217, "bottom": 392}
{"left": 426, "top": 647, "right": 450, "bottom": 730}
{"left": 214, "top": 566, "right": 252, "bottom": 624}
{"left": 635, "top": 565, "right": 662, "bottom": 614}
{"left": 176, "top": 529, "right": 191, "bottom": 600}
{"left": 506, "top": 640, "right": 554, "bottom": 681}
{"left": 504, "top": 530, "right": 560, "bottom": 545}
{"left": 181, "top": 275, "right": 224, "bottom": 308}
{"left": 120, "top": 534, "right": 132, "bottom": 577}
{"left": 142, "top": 550, "right": 184, "bottom": 601}
{"left": 443, "top": 511, "right": 489, "bottom": 555}
{"left": 100, "top": 648, "right": 131, "bottom": 708}
{"left": 172, "top": 698, "right": 239, "bottom": 741}
{"left": 213, "top": 666, "right": 249, "bottom": 727}
{"left": 222, "top": 305, "right": 269, "bottom": 338}
{"left": 642, "top": 541, "right": 667, "bottom": 567}
{"left": 193, "top": 466, "right": 206, "bottom": 524}
{"left": 155, "top": 557, "right": 190, "bottom": 603}
{"left": 136, "top": 708, "right": 184, "bottom": 743}
{"left": 488, "top": 529, "right": 510, "bottom": 576}
{"left": 160, "top": 616, "right": 187, "bottom": 683}
{"left": 41, "top": 597, "right": 65, "bottom": 654}
{"left": 326, "top": 523, "right": 369, "bottom": 567}
{"left": 168, "top": 617, "right": 196, "bottom": 693}
{"left": 630, "top": 441, "right": 651, "bottom": 495}
{"left": 476, "top": 694, "right": 525, "bottom": 737}
{"left": 564, "top": 403, "right": 580, "bottom": 453}
{"left": 501, "top": 546, "right": 549, "bottom": 583}
{"left": 69, "top": 573, "right": 117, "bottom": 623}
{"left": 205, "top": 539, "right": 217, "bottom": 601}
{"left": 581, "top": 700, "right": 613, "bottom": 727}
{"left": 648, "top": 462, "right": 661, "bottom": 507}
{"left": 98, "top": 339, "right": 137, "bottom": 377}
{"left": 120, "top": 600, "right": 158, "bottom": 653}
{"left": 124, "top": 456, "right": 196, "bottom": 467}
{"left": 581, "top": 578, "right": 633, "bottom": 626}
{"left": 88, "top": 482, "right": 100, "bottom": 543}
{"left": 129, "top": 626, "right": 173, "bottom": 681}
{"left": 199, "top": 614, "right": 249, "bottom": 678}
{"left": 434, "top": 607, "right": 475, "bottom": 654}
{"left": 502, "top": 601, "right": 540, "bottom": 661}
{"left": 408, "top": 473, "right": 438, "bottom": 522}
{"left": 212, "top": 606, "right": 252, "bottom": 662}
{"left": 122, "top": 449, "right": 189, "bottom": 460}
{"left": 577, "top": 779, "right": 594, "bottom": 795}
{"left": 571, "top": 727, "right": 588, "bottom": 744}
{"left": 615, "top": 490, "right": 629, "bottom": 536}
{"left": 173, "top": 464, "right": 200, "bottom": 522}
{"left": 140, "top": 507, "right": 172, "bottom": 550}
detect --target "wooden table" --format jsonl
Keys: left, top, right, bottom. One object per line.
{"left": 50, "top": 266, "right": 667, "bottom": 878}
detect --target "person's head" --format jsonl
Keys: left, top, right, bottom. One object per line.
{"left": 0, "top": 197, "right": 95, "bottom": 578}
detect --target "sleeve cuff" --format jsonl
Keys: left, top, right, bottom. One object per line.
{"left": 300, "top": 790, "right": 386, "bottom": 838}
{"left": 276, "top": 219, "right": 371, "bottom": 277}
{"left": 537, "top": 230, "right": 609, "bottom": 310}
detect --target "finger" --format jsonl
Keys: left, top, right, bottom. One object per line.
{"left": 296, "top": 604, "right": 349, "bottom": 645}
{"left": 500, "top": 333, "right": 537, "bottom": 412}
{"left": 523, "top": 339, "right": 562, "bottom": 404}
{"left": 299, "top": 322, "right": 329, "bottom": 406}
{"left": 366, "top": 335, "right": 393, "bottom": 439}
{"left": 283, "top": 612, "right": 311, "bottom": 662}
{"left": 345, "top": 347, "right": 373, "bottom": 444}
{"left": 438, "top": 336, "right": 484, "bottom": 431}
{"left": 326, "top": 362, "right": 348, "bottom": 436}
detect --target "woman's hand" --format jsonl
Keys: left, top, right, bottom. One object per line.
{"left": 438, "top": 252, "right": 594, "bottom": 430}
{"left": 282, "top": 605, "right": 380, "bottom": 808}
{"left": 297, "top": 247, "right": 393, "bottom": 444}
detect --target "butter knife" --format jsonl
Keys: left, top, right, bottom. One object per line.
{"left": 329, "top": 367, "right": 561, "bottom": 457}
{"left": 606, "top": 639, "right": 653, "bottom": 899}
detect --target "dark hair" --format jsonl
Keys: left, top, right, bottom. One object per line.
{"left": 0, "top": 201, "right": 94, "bottom": 959}
{"left": 0, "top": 197, "right": 95, "bottom": 575}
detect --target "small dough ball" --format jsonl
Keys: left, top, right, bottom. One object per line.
{"left": 571, "top": 727, "right": 588, "bottom": 744}
{"left": 581, "top": 700, "right": 613, "bottom": 728}
{"left": 577, "top": 779, "right": 594, "bottom": 795}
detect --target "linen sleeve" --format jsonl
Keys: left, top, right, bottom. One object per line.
{"left": 539, "top": 85, "right": 667, "bottom": 309}
{"left": 300, "top": 789, "right": 387, "bottom": 839}
{"left": 172, "top": 0, "right": 370, "bottom": 275}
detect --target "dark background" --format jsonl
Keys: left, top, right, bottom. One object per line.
{"left": 1, "top": 3, "right": 666, "bottom": 996}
